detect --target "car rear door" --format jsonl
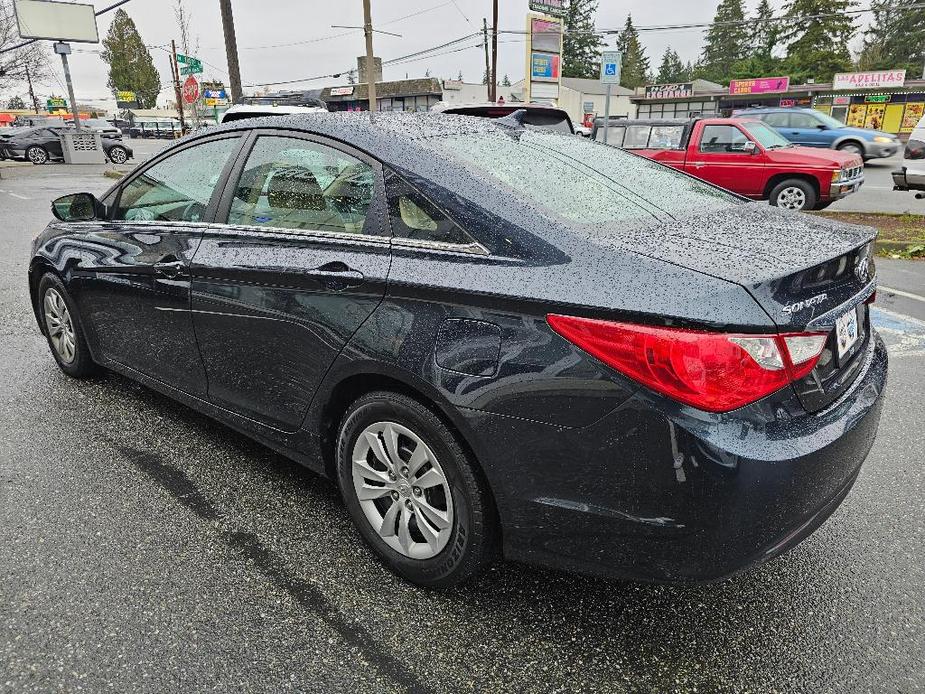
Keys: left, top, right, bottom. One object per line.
{"left": 74, "top": 134, "right": 244, "bottom": 395}
{"left": 783, "top": 111, "right": 828, "bottom": 147}
{"left": 189, "top": 130, "right": 391, "bottom": 431}
{"left": 685, "top": 123, "right": 766, "bottom": 196}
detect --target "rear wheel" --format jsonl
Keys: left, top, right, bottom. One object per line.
{"left": 769, "top": 179, "right": 817, "bottom": 211}
{"left": 107, "top": 145, "right": 129, "bottom": 164}
{"left": 336, "top": 391, "right": 497, "bottom": 587}
{"left": 26, "top": 145, "right": 49, "bottom": 165}
{"left": 37, "top": 273, "right": 97, "bottom": 378}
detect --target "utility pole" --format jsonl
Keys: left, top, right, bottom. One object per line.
{"left": 24, "top": 64, "right": 39, "bottom": 114}
{"left": 54, "top": 42, "right": 81, "bottom": 130}
{"left": 170, "top": 40, "right": 186, "bottom": 134}
{"left": 362, "top": 0, "right": 377, "bottom": 112}
{"left": 482, "top": 18, "right": 490, "bottom": 100}
{"left": 219, "top": 0, "right": 243, "bottom": 103}
{"left": 490, "top": 0, "right": 498, "bottom": 102}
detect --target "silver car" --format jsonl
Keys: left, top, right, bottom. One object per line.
{"left": 892, "top": 114, "right": 925, "bottom": 195}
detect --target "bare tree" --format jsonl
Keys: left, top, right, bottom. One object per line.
{"left": 173, "top": 0, "right": 199, "bottom": 58}
{"left": 0, "top": 0, "right": 52, "bottom": 103}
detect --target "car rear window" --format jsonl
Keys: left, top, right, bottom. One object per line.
{"left": 437, "top": 130, "right": 739, "bottom": 226}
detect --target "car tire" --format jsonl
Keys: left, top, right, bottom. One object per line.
{"left": 837, "top": 141, "right": 865, "bottom": 159}
{"left": 336, "top": 391, "right": 498, "bottom": 588}
{"left": 769, "top": 179, "right": 817, "bottom": 211}
{"left": 37, "top": 273, "right": 98, "bottom": 378}
{"left": 26, "top": 145, "right": 49, "bottom": 165}
{"left": 107, "top": 145, "right": 129, "bottom": 164}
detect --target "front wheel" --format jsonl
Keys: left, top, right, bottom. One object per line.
{"left": 107, "top": 145, "right": 129, "bottom": 164}
{"left": 837, "top": 141, "right": 865, "bottom": 159}
{"left": 336, "top": 391, "right": 498, "bottom": 588}
{"left": 769, "top": 179, "right": 817, "bottom": 211}
{"left": 37, "top": 273, "right": 98, "bottom": 378}
{"left": 26, "top": 145, "right": 49, "bottom": 165}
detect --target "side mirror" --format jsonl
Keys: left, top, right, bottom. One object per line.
{"left": 731, "top": 141, "right": 758, "bottom": 153}
{"left": 51, "top": 192, "right": 104, "bottom": 222}
{"left": 816, "top": 123, "right": 829, "bottom": 130}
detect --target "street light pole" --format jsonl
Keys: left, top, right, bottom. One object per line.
{"left": 171, "top": 40, "right": 187, "bottom": 134}
{"left": 362, "top": 0, "right": 376, "bottom": 112}
{"left": 490, "top": 0, "right": 498, "bottom": 102}
{"left": 219, "top": 0, "right": 243, "bottom": 103}
{"left": 54, "top": 42, "right": 81, "bottom": 130}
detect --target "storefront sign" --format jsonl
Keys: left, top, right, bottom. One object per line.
{"left": 865, "top": 94, "right": 891, "bottom": 103}
{"left": 330, "top": 86, "right": 355, "bottom": 96}
{"left": 528, "top": 0, "right": 565, "bottom": 17}
{"left": 531, "top": 52, "right": 560, "bottom": 82}
{"left": 833, "top": 95, "right": 852, "bottom": 106}
{"left": 531, "top": 17, "right": 561, "bottom": 53}
{"left": 645, "top": 83, "right": 693, "bottom": 99}
{"left": 728, "top": 76, "right": 790, "bottom": 95}
{"left": 833, "top": 70, "right": 906, "bottom": 90}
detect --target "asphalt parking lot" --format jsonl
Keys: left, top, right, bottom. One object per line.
{"left": 829, "top": 150, "right": 924, "bottom": 214}
{"left": 1, "top": 159, "right": 924, "bottom": 693}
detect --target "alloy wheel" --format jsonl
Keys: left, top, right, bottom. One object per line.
{"left": 351, "top": 421, "right": 454, "bottom": 560}
{"left": 839, "top": 143, "right": 863, "bottom": 157}
{"left": 777, "top": 186, "right": 807, "bottom": 210}
{"left": 27, "top": 146, "right": 48, "bottom": 164}
{"left": 109, "top": 147, "right": 127, "bottom": 164}
{"left": 43, "top": 288, "right": 77, "bottom": 363}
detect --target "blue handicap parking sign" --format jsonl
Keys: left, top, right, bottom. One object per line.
{"left": 605, "top": 64, "right": 616, "bottom": 76}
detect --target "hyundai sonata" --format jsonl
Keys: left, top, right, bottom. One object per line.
{"left": 29, "top": 112, "right": 886, "bottom": 587}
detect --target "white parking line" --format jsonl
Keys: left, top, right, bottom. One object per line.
{"left": 7, "top": 192, "right": 30, "bottom": 200}
{"left": 881, "top": 286, "right": 925, "bottom": 303}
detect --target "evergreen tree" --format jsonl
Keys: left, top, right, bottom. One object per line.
{"left": 656, "top": 47, "right": 687, "bottom": 83}
{"left": 457, "top": 70, "right": 464, "bottom": 81}
{"left": 750, "top": 0, "right": 778, "bottom": 60}
{"left": 501, "top": 74, "right": 511, "bottom": 86}
{"left": 6, "top": 95, "right": 25, "bottom": 109}
{"left": 780, "top": 0, "right": 856, "bottom": 82}
{"left": 616, "top": 15, "right": 651, "bottom": 89}
{"left": 700, "top": 0, "right": 749, "bottom": 82}
{"left": 481, "top": 69, "right": 488, "bottom": 85}
{"left": 562, "top": 0, "right": 602, "bottom": 78}
{"left": 859, "top": 0, "right": 925, "bottom": 76}
{"left": 101, "top": 9, "right": 162, "bottom": 108}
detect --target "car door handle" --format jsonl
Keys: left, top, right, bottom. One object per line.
{"left": 308, "top": 261, "right": 364, "bottom": 290}
{"left": 153, "top": 256, "right": 186, "bottom": 278}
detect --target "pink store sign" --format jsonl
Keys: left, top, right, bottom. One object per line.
{"left": 728, "top": 76, "right": 790, "bottom": 95}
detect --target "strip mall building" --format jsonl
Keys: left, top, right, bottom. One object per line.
{"left": 631, "top": 70, "right": 925, "bottom": 136}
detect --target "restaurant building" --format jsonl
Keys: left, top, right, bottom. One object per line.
{"left": 630, "top": 70, "right": 925, "bottom": 136}
{"left": 320, "top": 78, "right": 444, "bottom": 112}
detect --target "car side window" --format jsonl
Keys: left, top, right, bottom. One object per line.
{"left": 384, "top": 169, "right": 476, "bottom": 246}
{"left": 762, "top": 112, "right": 791, "bottom": 128}
{"left": 115, "top": 137, "right": 240, "bottom": 222}
{"left": 789, "top": 112, "right": 821, "bottom": 129}
{"left": 227, "top": 135, "right": 376, "bottom": 235}
{"left": 700, "top": 125, "right": 750, "bottom": 153}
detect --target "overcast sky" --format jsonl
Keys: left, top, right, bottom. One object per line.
{"left": 4, "top": 0, "right": 868, "bottom": 107}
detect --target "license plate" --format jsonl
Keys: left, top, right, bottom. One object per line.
{"left": 835, "top": 308, "right": 859, "bottom": 358}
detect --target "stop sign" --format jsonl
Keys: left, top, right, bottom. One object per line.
{"left": 182, "top": 75, "right": 199, "bottom": 104}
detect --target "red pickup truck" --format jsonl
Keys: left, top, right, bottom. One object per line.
{"left": 592, "top": 117, "right": 864, "bottom": 211}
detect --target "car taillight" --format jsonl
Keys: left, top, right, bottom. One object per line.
{"left": 546, "top": 315, "right": 828, "bottom": 413}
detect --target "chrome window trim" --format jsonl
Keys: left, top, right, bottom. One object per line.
{"left": 391, "top": 236, "right": 489, "bottom": 256}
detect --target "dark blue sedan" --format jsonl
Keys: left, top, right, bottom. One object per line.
{"left": 28, "top": 112, "right": 886, "bottom": 587}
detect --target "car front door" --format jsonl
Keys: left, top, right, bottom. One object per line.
{"left": 783, "top": 111, "right": 828, "bottom": 147}
{"left": 686, "top": 124, "right": 766, "bottom": 197}
{"left": 75, "top": 134, "right": 243, "bottom": 396}
{"left": 189, "top": 131, "right": 391, "bottom": 431}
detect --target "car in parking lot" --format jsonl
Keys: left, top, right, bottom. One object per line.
{"left": 594, "top": 116, "right": 864, "bottom": 210}
{"left": 78, "top": 118, "right": 123, "bottom": 139}
{"left": 892, "top": 113, "right": 925, "bottom": 195}
{"left": 735, "top": 107, "right": 900, "bottom": 160}
{"left": 0, "top": 126, "right": 132, "bottom": 164}
{"left": 29, "top": 112, "right": 886, "bottom": 587}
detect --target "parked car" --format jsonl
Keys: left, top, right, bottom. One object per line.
{"left": 432, "top": 102, "right": 575, "bottom": 134}
{"left": 734, "top": 107, "right": 900, "bottom": 161}
{"left": 0, "top": 126, "right": 132, "bottom": 164}
{"left": 891, "top": 113, "right": 925, "bottom": 195}
{"left": 78, "top": 118, "right": 123, "bottom": 139}
{"left": 30, "top": 112, "right": 885, "bottom": 588}
{"left": 593, "top": 117, "right": 864, "bottom": 210}
{"left": 126, "top": 120, "right": 182, "bottom": 139}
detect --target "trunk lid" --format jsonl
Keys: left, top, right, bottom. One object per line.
{"left": 589, "top": 203, "right": 877, "bottom": 411}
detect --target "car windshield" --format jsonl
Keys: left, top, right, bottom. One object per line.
{"left": 742, "top": 121, "right": 793, "bottom": 149}
{"left": 436, "top": 130, "right": 740, "bottom": 226}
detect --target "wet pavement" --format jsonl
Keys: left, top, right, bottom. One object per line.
{"left": 1, "top": 164, "right": 923, "bottom": 693}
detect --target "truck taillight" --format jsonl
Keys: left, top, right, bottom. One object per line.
{"left": 546, "top": 315, "right": 828, "bottom": 413}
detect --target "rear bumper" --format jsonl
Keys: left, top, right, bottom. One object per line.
{"left": 463, "top": 332, "right": 888, "bottom": 583}
{"left": 892, "top": 166, "right": 925, "bottom": 192}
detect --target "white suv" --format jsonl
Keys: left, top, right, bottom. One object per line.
{"left": 892, "top": 114, "right": 925, "bottom": 195}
